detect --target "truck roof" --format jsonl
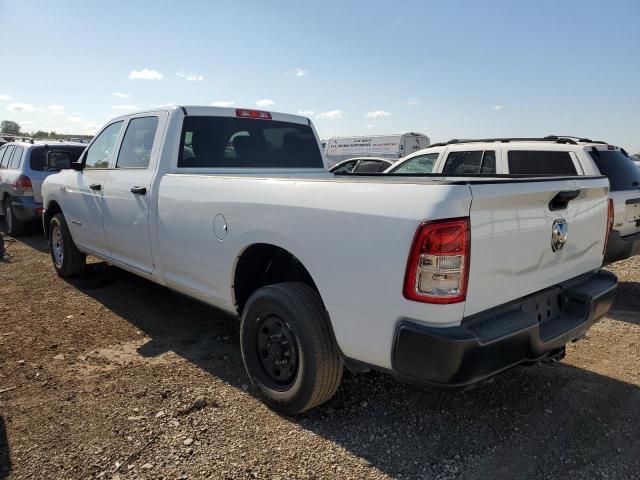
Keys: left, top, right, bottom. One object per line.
{"left": 107, "top": 105, "right": 312, "bottom": 126}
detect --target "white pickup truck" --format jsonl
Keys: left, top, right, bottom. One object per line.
{"left": 42, "top": 106, "right": 617, "bottom": 414}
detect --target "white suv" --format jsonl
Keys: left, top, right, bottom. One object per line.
{"left": 386, "top": 136, "right": 640, "bottom": 264}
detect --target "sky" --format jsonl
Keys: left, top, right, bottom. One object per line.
{"left": 0, "top": 0, "right": 639, "bottom": 152}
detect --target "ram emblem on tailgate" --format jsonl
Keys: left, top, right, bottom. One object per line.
{"left": 551, "top": 219, "right": 568, "bottom": 252}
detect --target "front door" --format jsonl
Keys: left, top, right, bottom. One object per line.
{"left": 101, "top": 114, "right": 164, "bottom": 274}
{"left": 64, "top": 120, "right": 124, "bottom": 256}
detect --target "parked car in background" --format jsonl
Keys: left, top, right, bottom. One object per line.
{"left": 386, "top": 136, "right": 640, "bottom": 264}
{"left": 41, "top": 107, "right": 617, "bottom": 414}
{"left": 324, "top": 132, "right": 430, "bottom": 167}
{"left": 329, "top": 157, "right": 393, "bottom": 174}
{"left": 0, "top": 142, "right": 86, "bottom": 235}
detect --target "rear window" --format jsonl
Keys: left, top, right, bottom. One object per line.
{"left": 508, "top": 150, "right": 577, "bottom": 175}
{"left": 589, "top": 149, "right": 640, "bottom": 191}
{"left": 179, "top": 116, "right": 323, "bottom": 168}
{"left": 442, "top": 150, "right": 496, "bottom": 174}
{"left": 29, "top": 146, "right": 86, "bottom": 171}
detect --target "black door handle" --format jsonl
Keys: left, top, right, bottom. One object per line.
{"left": 89, "top": 183, "right": 102, "bottom": 191}
{"left": 130, "top": 186, "right": 147, "bottom": 195}
{"left": 549, "top": 190, "right": 580, "bottom": 211}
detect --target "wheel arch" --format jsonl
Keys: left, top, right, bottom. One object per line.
{"left": 43, "top": 200, "right": 62, "bottom": 239}
{"left": 232, "top": 242, "right": 322, "bottom": 315}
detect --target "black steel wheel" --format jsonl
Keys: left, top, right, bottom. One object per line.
{"left": 256, "top": 314, "right": 299, "bottom": 390}
{"left": 240, "top": 282, "right": 343, "bottom": 415}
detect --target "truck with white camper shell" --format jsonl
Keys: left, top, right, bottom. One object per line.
{"left": 41, "top": 106, "right": 617, "bottom": 414}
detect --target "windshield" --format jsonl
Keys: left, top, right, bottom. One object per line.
{"left": 588, "top": 149, "right": 640, "bottom": 191}
{"left": 389, "top": 153, "right": 439, "bottom": 173}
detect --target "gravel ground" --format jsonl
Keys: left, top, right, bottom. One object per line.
{"left": 0, "top": 229, "right": 639, "bottom": 479}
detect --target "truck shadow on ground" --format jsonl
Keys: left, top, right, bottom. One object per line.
{"left": 58, "top": 260, "right": 640, "bottom": 479}
{"left": 0, "top": 416, "right": 10, "bottom": 479}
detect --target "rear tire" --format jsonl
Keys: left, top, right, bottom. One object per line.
{"left": 240, "top": 282, "right": 343, "bottom": 415}
{"left": 3, "top": 197, "right": 27, "bottom": 236}
{"left": 49, "top": 213, "right": 86, "bottom": 278}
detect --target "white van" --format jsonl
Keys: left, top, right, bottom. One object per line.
{"left": 324, "top": 133, "right": 430, "bottom": 166}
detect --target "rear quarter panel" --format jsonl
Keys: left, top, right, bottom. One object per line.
{"left": 156, "top": 175, "right": 472, "bottom": 368}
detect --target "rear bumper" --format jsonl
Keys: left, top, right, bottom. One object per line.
{"left": 603, "top": 230, "right": 640, "bottom": 265}
{"left": 8, "top": 196, "right": 42, "bottom": 221}
{"left": 391, "top": 270, "right": 617, "bottom": 387}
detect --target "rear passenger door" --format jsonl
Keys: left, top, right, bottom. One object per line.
{"left": 101, "top": 113, "right": 167, "bottom": 274}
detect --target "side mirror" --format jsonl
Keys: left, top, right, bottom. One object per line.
{"left": 46, "top": 151, "right": 83, "bottom": 171}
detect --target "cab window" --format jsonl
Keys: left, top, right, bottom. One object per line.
{"left": 85, "top": 121, "right": 124, "bottom": 169}
{"left": 178, "top": 116, "right": 322, "bottom": 168}
{"left": 116, "top": 117, "right": 159, "bottom": 169}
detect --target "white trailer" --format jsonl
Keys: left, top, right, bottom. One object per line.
{"left": 324, "top": 132, "right": 430, "bottom": 166}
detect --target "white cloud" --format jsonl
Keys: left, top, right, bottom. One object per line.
{"left": 7, "top": 102, "right": 35, "bottom": 112}
{"left": 366, "top": 110, "right": 391, "bottom": 119}
{"left": 297, "top": 110, "right": 314, "bottom": 116}
{"left": 112, "top": 104, "right": 137, "bottom": 110}
{"left": 113, "top": 92, "right": 132, "bottom": 98}
{"left": 67, "top": 116, "right": 83, "bottom": 122}
{"left": 0, "top": 94, "right": 11, "bottom": 101}
{"left": 493, "top": 105, "right": 504, "bottom": 111}
{"left": 286, "top": 67, "right": 309, "bottom": 77}
{"left": 19, "top": 120, "right": 33, "bottom": 126}
{"left": 366, "top": 124, "right": 374, "bottom": 129}
{"left": 129, "top": 68, "right": 164, "bottom": 80}
{"left": 256, "top": 98, "right": 275, "bottom": 107}
{"left": 316, "top": 110, "right": 343, "bottom": 120}
{"left": 407, "top": 97, "right": 421, "bottom": 106}
{"left": 176, "top": 72, "right": 204, "bottom": 82}
{"left": 48, "top": 105, "right": 65, "bottom": 115}
{"left": 211, "top": 101, "right": 235, "bottom": 107}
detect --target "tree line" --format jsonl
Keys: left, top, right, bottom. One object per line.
{"left": 0, "top": 120, "right": 92, "bottom": 141}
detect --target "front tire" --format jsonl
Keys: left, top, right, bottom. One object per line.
{"left": 240, "top": 282, "right": 343, "bottom": 415}
{"left": 49, "top": 213, "right": 86, "bottom": 277}
{"left": 3, "top": 197, "right": 27, "bottom": 236}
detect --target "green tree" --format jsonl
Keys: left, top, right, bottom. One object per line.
{"left": 1, "top": 120, "right": 21, "bottom": 135}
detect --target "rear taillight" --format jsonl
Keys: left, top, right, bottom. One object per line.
{"left": 12, "top": 175, "right": 32, "bottom": 194}
{"left": 404, "top": 218, "right": 470, "bottom": 304}
{"left": 603, "top": 198, "right": 614, "bottom": 254}
{"left": 236, "top": 108, "right": 272, "bottom": 120}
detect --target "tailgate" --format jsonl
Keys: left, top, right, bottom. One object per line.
{"left": 464, "top": 177, "right": 609, "bottom": 316}
{"left": 611, "top": 190, "right": 640, "bottom": 237}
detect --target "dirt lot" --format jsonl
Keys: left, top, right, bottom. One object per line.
{"left": 0, "top": 229, "right": 639, "bottom": 480}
